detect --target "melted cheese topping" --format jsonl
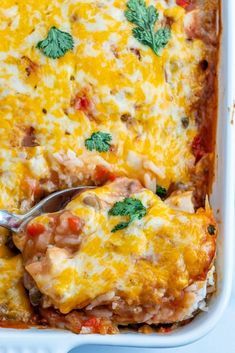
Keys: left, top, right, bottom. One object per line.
{"left": 0, "top": 0, "right": 208, "bottom": 212}
{"left": 0, "top": 245, "right": 31, "bottom": 321}
{"left": 24, "top": 180, "right": 215, "bottom": 314}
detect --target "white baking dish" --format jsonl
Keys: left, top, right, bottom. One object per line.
{"left": 0, "top": 1, "right": 234, "bottom": 351}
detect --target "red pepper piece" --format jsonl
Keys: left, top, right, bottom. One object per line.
{"left": 27, "top": 223, "right": 45, "bottom": 237}
{"left": 94, "top": 165, "right": 116, "bottom": 185}
{"left": 192, "top": 135, "right": 206, "bottom": 163}
{"left": 83, "top": 317, "right": 101, "bottom": 331}
{"left": 176, "top": 0, "right": 190, "bottom": 8}
{"left": 74, "top": 94, "right": 91, "bottom": 112}
{"left": 68, "top": 216, "right": 83, "bottom": 233}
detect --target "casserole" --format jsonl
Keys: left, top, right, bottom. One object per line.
{"left": 0, "top": 0, "right": 234, "bottom": 350}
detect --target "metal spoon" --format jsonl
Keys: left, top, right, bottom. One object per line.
{"left": 0, "top": 186, "right": 95, "bottom": 233}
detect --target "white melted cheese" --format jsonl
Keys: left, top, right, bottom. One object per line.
{"left": 0, "top": 0, "right": 208, "bottom": 214}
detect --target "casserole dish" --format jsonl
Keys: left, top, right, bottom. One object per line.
{"left": 0, "top": 0, "right": 234, "bottom": 351}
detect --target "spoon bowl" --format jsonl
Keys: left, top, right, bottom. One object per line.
{"left": 0, "top": 186, "right": 95, "bottom": 233}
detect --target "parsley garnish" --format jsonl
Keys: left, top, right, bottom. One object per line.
{"left": 36, "top": 26, "right": 74, "bottom": 59}
{"left": 156, "top": 185, "right": 167, "bottom": 199}
{"left": 108, "top": 197, "right": 147, "bottom": 232}
{"left": 125, "top": 0, "right": 171, "bottom": 56}
{"left": 85, "top": 132, "right": 112, "bottom": 152}
{"left": 208, "top": 224, "right": 216, "bottom": 235}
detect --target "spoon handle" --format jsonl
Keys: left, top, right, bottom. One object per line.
{"left": 0, "top": 211, "right": 23, "bottom": 232}
{"left": 0, "top": 186, "right": 95, "bottom": 232}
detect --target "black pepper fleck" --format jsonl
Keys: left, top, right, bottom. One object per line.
{"left": 181, "top": 117, "right": 189, "bottom": 129}
{"left": 208, "top": 224, "right": 216, "bottom": 235}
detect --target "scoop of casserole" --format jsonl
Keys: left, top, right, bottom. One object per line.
{"left": 14, "top": 178, "right": 216, "bottom": 332}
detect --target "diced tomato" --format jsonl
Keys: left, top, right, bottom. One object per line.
{"left": 74, "top": 93, "right": 91, "bottom": 112}
{"left": 94, "top": 165, "right": 116, "bottom": 185}
{"left": 27, "top": 223, "right": 45, "bottom": 237}
{"left": 176, "top": 0, "right": 190, "bottom": 8}
{"left": 68, "top": 216, "right": 83, "bottom": 233}
{"left": 192, "top": 135, "right": 206, "bottom": 163}
{"left": 33, "top": 185, "right": 44, "bottom": 198}
{"left": 108, "top": 173, "right": 116, "bottom": 182}
{"left": 83, "top": 317, "right": 100, "bottom": 331}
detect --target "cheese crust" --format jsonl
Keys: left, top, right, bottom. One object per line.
{"left": 0, "top": 0, "right": 217, "bottom": 211}
{"left": 0, "top": 0, "right": 219, "bottom": 332}
{"left": 14, "top": 178, "right": 216, "bottom": 328}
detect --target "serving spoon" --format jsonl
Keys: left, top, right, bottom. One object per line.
{"left": 0, "top": 186, "right": 95, "bottom": 233}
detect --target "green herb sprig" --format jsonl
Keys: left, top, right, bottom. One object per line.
{"left": 37, "top": 26, "right": 74, "bottom": 59}
{"left": 156, "top": 185, "right": 167, "bottom": 199}
{"left": 109, "top": 197, "right": 147, "bottom": 232}
{"left": 85, "top": 132, "right": 112, "bottom": 152}
{"left": 125, "top": 0, "right": 171, "bottom": 56}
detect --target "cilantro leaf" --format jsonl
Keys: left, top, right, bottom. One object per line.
{"left": 125, "top": 0, "right": 171, "bottom": 56}
{"left": 156, "top": 185, "right": 167, "bottom": 199}
{"left": 132, "top": 27, "right": 152, "bottom": 47}
{"left": 85, "top": 132, "right": 112, "bottom": 152}
{"left": 125, "top": 1, "right": 158, "bottom": 29}
{"left": 36, "top": 26, "right": 74, "bottom": 59}
{"left": 111, "top": 221, "right": 131, "bottom": 233}
{"left": 153, "top": 28, "right": 171, "bottom": 55}
{"left": 108, "top": 197, "right": 147, "bottom": 232}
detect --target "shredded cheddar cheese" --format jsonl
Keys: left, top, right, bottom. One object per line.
{"left": 21, "top": 179, "right": 216, "bottom": 315}
{"left": 0, "top": 245, "right": 32, "bottom": 321}
{"left": 0, "top": 0, "right": 218, "bottom": 329}
{"left": 0, "top": 0, "right": 208, "bottom": 212}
